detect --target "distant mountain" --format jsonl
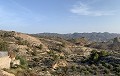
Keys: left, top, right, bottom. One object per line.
{"left": 32, "top": 32, "right": 120, "bottom": 42}
{"left": 87, "top": 37, "right": 120, "bottom": 52}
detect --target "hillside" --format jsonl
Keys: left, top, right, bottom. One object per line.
{"left": 0, "top": 30, "right": 120, "bottom": 76}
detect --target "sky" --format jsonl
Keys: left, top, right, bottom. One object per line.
{"left": 0, "top": 0, "right": 120, "bottom": 34}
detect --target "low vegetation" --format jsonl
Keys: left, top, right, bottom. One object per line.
{"left": 0, "top": 41, "right": 8, "bottom": 51}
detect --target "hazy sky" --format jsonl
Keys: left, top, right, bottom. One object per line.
{"left": 0, "top": 0, "right": 120, "bottom": 33}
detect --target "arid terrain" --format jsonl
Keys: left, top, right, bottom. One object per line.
{"left": 0, "top": 30, "right": 120, "bottom": 76}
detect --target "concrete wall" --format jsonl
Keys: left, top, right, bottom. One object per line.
{"left": 0, "top": 56, "right": 11, "bottom": 69}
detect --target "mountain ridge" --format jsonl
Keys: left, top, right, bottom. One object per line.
{"left": 32, "top": 32, "right": 120, "bottom": 42}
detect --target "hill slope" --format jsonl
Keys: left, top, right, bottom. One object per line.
{"left": 0, "top": 30, "right": 120, "bottom": 76}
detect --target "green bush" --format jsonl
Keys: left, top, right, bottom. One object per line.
{"left": 15, "top": 37, "right": 23, "bottom": 41}
{"left": 100, "top": 50, "right": 109, "bottom": 57}
{"left": 89, "top": 50, "right": 99, "bottom": 63}
{"left": 35, "top": 44, "right": 43, "bottom": 50}
{"left": 104, "top": 69, "right": 110, "bottom": 74}
{"left": 88, "top": 50, "right": 109, "bottom": 64}
{"left": 0, "top": 41, "right": 8, "bottom": 51}
{"left": 107, "top": 64, "right": 113, "bottom": 70}
{"left": 3, "top": 32, "right": 14, "bottom": 37}
{"left": 71, "top": 65, "right": 77, "bottom": 71}
{"left": 114, "top": 67, "right": 120, "bottom": 73}
{"left": 31, "top": 50, "right": 37, "bottom": 56}
{"left": 17, "top": 40, "right": 30, "bottom": 46}
{"left": 15, "top": 56, "right": 28, "bottom": 68}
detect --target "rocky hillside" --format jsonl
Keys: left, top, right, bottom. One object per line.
{"left": 0, "top": 30, "right": 120, "bottom": 76}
